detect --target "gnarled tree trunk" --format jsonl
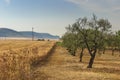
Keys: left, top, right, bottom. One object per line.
{"left": 87, "top": 50, "right": 96, "bottom": 68}
{"left": 112, "top": 48, "right": 115, "bottom": 56}
{"left": 79, "top": 48, "right": 84, "bottom": 62}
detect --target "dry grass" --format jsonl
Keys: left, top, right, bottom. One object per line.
{"left": 0, "top": 40, "right": 120, "bottom": 80}
{"left": 33, "top": 46, "right": 120, "bottom": 80}
{"left": 0, "top": 40, "right": 55, "bottom": 80}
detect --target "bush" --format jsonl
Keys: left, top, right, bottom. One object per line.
{"left": 37, "top": 39, "right": 45, "bottom": 41}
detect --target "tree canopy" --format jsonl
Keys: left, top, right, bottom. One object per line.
{"left": 62, "top": 14, "right": 112, "bottom": 68}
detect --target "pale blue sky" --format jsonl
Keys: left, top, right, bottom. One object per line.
{"left": 0, "top": 0, "right": 120, "bottom": 36}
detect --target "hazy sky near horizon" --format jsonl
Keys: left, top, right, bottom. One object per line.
{"left": 0, "top": 0, "right": 120, "bottom": 36}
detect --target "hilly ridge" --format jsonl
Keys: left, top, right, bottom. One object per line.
{"left": 0, "top": 28, "right": 59, "bottom": 39}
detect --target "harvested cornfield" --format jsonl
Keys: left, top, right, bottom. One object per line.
{"left": 0, "top": 40, "right": 56, "bottom": 80}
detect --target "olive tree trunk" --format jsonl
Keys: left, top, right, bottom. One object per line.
{"left": 79, "top": 48, "right": 84, "bottom": 62}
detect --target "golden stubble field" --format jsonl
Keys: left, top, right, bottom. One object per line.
{"left": 33, "top": 46, "right": 120, "bottom": 80}
{"left": 0, "top": 40, "right": 120, "bottom": 80}
{"left": 0, "top": 40, "right": 56, "bottom": 80}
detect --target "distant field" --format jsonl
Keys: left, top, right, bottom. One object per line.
{"left": 0, "top": 40, "right": 56, "bottom": 80}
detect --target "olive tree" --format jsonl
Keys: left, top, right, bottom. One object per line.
{"left": 62, "top": 24, "right": 86, "bottom": 62}
{"left": 115, "top": 31, "right": 120, "bottom": 56}
{"left": 64, "top": 14, "right": 111, "bottom": 68}
{"left": 62, "top": 32, "right": 78, "bottom": 56}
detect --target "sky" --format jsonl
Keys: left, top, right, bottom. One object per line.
{"left": 0, "top": 0, "right": 120, "bottom": 36}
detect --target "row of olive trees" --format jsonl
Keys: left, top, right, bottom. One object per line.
{"left": 106, "top": 31, "right": 120, "bottom": 56}
{"left": 62, "top": 14, "right": 112, "bottom": 68}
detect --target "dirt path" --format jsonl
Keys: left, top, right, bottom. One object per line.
{"left": 32, "top": 46, "right": 120, "bottom": 80}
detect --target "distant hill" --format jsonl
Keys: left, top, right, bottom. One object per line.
{"left": 0, "top": 28, "right": 59, "bottom": 39}
{"left": 0, "top": 28, "right": 23, "bottom": 37}
{"left": 19, "top": 31, "right": 59, "bottom": 39}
